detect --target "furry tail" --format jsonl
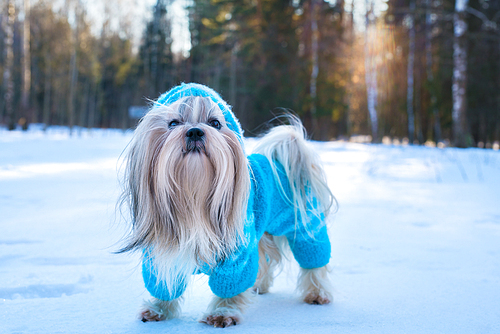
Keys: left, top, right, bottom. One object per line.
{"left": 252, "top": 116, "right": 336, "bottom": 234}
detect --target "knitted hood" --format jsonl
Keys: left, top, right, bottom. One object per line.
{"left": 155, "top": 83, "right": 244, "bottom": 147}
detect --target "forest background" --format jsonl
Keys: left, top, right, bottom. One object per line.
{"left": 1, "top": 0, "right": 499, "bottom": 147}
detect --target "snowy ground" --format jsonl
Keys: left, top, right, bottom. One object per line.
{"left": 1, "top": 126, "right": 499, "bottom": 333}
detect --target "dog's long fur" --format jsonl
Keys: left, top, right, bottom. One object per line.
{"left": 119, "top": 96, "right": 334, "bottom": 327}
{"left": 119, "top": 97, "right": 250, "bottom": 297}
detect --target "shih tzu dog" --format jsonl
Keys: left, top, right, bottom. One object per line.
{"left": 119, "top": 83, "right": 335, "bottom": 327}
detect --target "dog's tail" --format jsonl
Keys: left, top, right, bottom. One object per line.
{"left": 252, "top": 115, "right": 336, "bottom": 235}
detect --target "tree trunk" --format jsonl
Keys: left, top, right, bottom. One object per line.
{"left": 2, "top": 0, "right": 15, "bottom": 129}
{"left": 88, "top": 80, "right": 98, "bottom": 129}
{"left": 21, "top": 0, "right": 31, "bottom": 124}
{"left": 310, "top": 0, "right": 319, "bottom": 138}
{"left": 364, "top": 1, "right": 378, "bottom": 143}
{"left": 425, "top": 0, "right": 442, "bottom": 143}
{"left": 345, "top": 2, "right": 354, "bottom": 137}
{"left": 407, "top": 0, "right": 416, "bottom": 144}
{"left": 452, "top": 0, "right": 469, "bottom": 147}
{"left": 415, "top": 60, "right": 424, "bottom": 144}
{"left": 214, "top": 49, "right": 222, "bottom": 92}
{"left": 42, "top": 50, "right": 52, "bottom": 130}
{"left": 230, "top": 43, "right": 238, "bottom": 108}
{"left": 78, "top": 80, "right": 90, "bottom": 135}
{"left": 151, "top": 0, "right": 161, "bottom": 93}
{"left": 68, "top": 9, "right": 79, "bottom": 135}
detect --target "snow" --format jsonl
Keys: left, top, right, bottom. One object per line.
{"left": 1, "top": 126, "right": 500, "bottom": 333}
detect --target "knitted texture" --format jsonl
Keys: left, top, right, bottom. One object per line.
{"left": 142, "top": 83, "right": 331, "bottom": 300}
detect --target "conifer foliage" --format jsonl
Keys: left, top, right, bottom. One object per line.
{"left": 0, "top": 0, "right": 499, "bottom": 146}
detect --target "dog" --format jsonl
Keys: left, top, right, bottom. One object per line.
{"left": 118, "top": 83, "right": 335, "bottom": 327}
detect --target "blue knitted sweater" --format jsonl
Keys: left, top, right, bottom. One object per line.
{"left": 141, "top": 83, "right": 331, "bottom": 300}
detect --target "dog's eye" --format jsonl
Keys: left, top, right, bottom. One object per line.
{"left": 169, "top": 120, "right": 181, "bottom": 128}
{"left": 209, "top": 119, "right": 221, "bottom": 129}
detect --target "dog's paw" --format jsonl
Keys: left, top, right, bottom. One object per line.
{"left": 201, "top": 314, "right": 240, "bottom": 328}
{"left": 140, "top": 308, "right": 166, "bottom": 322}
{"left": 298, "top": 266, "right": 333, "bottom": 305}
{"left": 138, "top": 297, "right": 181, "bottom": 322}
{"left": 304, "top": 291, "right": 331, "bottom": 305}
{"left": 252, "top": 286, "right": 269, "bottom": 294}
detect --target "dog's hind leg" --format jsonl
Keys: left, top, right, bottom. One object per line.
{"left": 297, "top": 265, "right": 333, "bottom": 305}
{"left": 253, "top": 232, "right": 282, "bottom": 294}
{"left": 139, "top": 297, "right": 182, "bottom": 322}
{"left": 200, "top": 290, "right": 253, "bottom": 327}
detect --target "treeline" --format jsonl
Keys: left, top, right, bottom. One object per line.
{"left": 0, "top": 0, "right": 183, "bottom": 132}
{"left": 1, "top": 0, "right": 499, "bottom": 146}
{"left": 383, "top": 0, "right": 500, "bottom": 146}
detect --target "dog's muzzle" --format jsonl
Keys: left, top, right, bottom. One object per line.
{"left": 185, "top": 127, "right": 206, "bottom": 154}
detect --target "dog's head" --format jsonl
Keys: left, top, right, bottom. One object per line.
{"left": 120, "top": 90, "right": 250, "bottom": 272}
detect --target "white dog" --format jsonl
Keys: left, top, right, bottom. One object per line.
{"left": 119, "top": 83, "right": 335, "bottom": 327}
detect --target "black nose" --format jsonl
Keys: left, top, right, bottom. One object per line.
{"left": 186, "top": 127, "right": 205, "bottom": 141}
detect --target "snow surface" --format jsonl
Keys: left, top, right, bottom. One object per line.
{"left": 1, "top": 126, "right": 500, "bottom": 333}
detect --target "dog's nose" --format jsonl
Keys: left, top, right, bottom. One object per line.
{"left": 186, "top": 127, "right": 205, "bottom": 141}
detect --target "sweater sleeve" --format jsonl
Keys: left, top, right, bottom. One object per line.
{"left": 282, "top": 192, "right": 331, "bottom": 269}
{"left": 249, "top": 154, "right": 331, "bottom": 270}
{"left": 208, "top": 246, "right": 259, "bottom": 298}
{"left": 285, "top": 212, "right": 331, "bottom": 269}
{"left": 142, "top": 253, "right": 188, "bottom": 301}
{"left": 208, "top": 202, "right": 260, "bottom": 299}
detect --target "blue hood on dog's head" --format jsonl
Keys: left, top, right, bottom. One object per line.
{"left": 155, "top": 83, "right": 244, "bottom": 147}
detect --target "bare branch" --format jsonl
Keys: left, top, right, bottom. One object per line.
{"left": 466, "top": 7, "right": 498, "bottom": 31}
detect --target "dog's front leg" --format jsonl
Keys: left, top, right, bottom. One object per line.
{"left": 200, "top": 290, "right": 253, "bottom": 328}
{"left": 298, "top": 266, "right": 333, "bottom": 305}
{"left": 139, "top": 297, "right": 182, "bottom": 322}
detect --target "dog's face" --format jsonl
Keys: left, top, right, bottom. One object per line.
{"left": 121, "top": 96, "right": 249, "bottom": 273}
{"left": 166, "top": 97, "right": 230, "bottom": 155}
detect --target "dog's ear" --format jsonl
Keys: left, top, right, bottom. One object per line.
{"left": 210, "top": 127, "right": 250, "bottom": 250}
{"left": 118, "top": 116, "right": 169, "bottom": 253}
